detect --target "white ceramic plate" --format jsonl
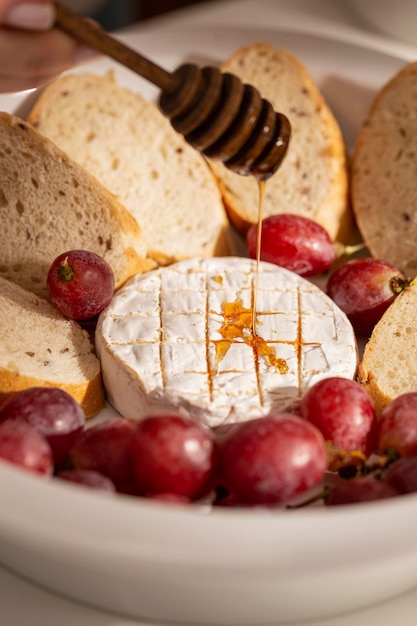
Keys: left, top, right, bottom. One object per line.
{"left": 0, "top": 27, "right": 415, "bottom": 626}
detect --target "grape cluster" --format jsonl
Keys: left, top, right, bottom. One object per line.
{"left": 0, "top": 235, "right": 414, "bottom": 507}
{"left": 1, "top": 381, "right": 417, "bottom": 508}
{"left": 321, "top": 390, "right": 417, "bottom": 506}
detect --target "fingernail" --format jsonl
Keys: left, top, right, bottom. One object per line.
{"left": 4, "top": 3, "right": 55, "bottom": 31}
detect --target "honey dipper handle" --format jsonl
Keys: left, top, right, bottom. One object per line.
{"left": 54, "top": 2, "right": 179, "bottom": 92}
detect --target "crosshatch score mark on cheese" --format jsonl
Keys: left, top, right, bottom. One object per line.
{"left": 96, "top": 258, "right": 358, "bottom": 428}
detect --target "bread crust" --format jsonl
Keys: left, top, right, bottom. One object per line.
{"left": 0, "top": 370, "right": 104, "bottom": 418}
{"left": 352, "top": 61, "right": 417, "bottom": 276}
{"left": 0, "top": 276, "right": 104, "bottom": 418}
{"left": 0, "top": 112, "right": 152, "bottom": 298}
{"left": 358, "top": 281, "right": 417, "bottom": 414}
{"left": 208, "top": 43, "right": 353, "bottom": 244}
{"left": 28, "top": 71, "right": 233, "bottom": 263}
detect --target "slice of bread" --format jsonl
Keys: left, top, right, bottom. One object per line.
{"left": 0, "top": 276, "right": 104, "bottom": 417}
{"left": 351, "top": 61, "right": 417, "bottom": 277}
{"left": 27, "top": 71, "right": 233, "bottom": 265}
{"left": 0, "top": 111, "right": 153, "bottom": 299}
{"left": 207, "top": 43, "right": 353, "bottom": 244}
{"left": 358, "top": 279, "right": 417, "bottom": 415}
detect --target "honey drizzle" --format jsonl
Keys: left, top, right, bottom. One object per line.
{"left": 215, "top": 299, "right": 288, "bottom": 374}
{"left": 214, "top": 178, "right": 288, "bottom": 375}
{"left": 252, "top": 179, "right": 266, "bottom": 336}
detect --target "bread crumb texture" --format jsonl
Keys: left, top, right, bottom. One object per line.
{"left": 27, "top": 71, "right": 232, "bottom": 263}
{"left": 352, "top": 61, "right": 417, "bottom": 276}
{"left": 0, "top": 276, "right": 104, "bottom": 416}
{"left": 208, "top": 43, "right": 352, "bottom": 243}
{"left": 359, "top": 281, "right": 417, "bottom": 414}
{"left": 0, "top": 111, "right": 148, "bottom": 298}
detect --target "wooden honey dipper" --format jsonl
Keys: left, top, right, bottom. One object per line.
{"left": 54, "top": 2, "right": 291, "bottom": 180}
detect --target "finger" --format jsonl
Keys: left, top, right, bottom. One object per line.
{"left": 0, "top": 28, "right": 97, "bottom": 92}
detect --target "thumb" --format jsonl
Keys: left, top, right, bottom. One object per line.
{"left": 1, "top": 1, "right": 55, "bottom": 31}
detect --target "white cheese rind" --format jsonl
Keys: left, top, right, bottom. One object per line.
{"left": 96, "top": 257, "right": 358, "bottom": 427}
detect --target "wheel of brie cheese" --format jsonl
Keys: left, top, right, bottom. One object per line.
{"left": 96, "top": 257, "right": 358, "bottom": 428}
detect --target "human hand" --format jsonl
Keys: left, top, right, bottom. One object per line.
{"left": 0, "top": 1, "right": 96, "bottom": 93}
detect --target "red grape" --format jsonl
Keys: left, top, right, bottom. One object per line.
{"left": 129, "top": 413, "right": 218, "bottom": 500}
{"left": 0, "top": 387, "right": 85, "bottom": 467}
{"left": 377, "top": 393, "right": 417, "bottom": 457}
{"left": 70, "top": 417, "right": 138, "bottom": 487}
{"left": 56, "top": 469, "right": 116, "bottom": 493}
{"left": 0, "top": 419, "right": 53, "bottom": 475}
{"left": 47, "top": 249, "right": 115, "bottom": 320}
{"left": 246, "top": 214, "right": 335, "bottom": 276}
{"left": 326, "top": 257, "right": 407, "bottom": 336}
{"left": 384, "top": 456, "right": 417, "bottom": 494}
{"left": 299, "top": 377, "right": 377, "bottom": 471}
{"left": 218, "top": 413, "right": 327, "bottom": 505}
{"left": 325, "top": 476, "right": 398, "bottom": 506}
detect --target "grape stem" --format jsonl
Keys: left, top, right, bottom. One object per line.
{"left": 390, "top": 276, "right": 410, "bottom": 295}
{"left": 333, "top": 241, "right": 367, "bottom": 259}
{"left": 57, "top": 256, "right": 75, "bottom": 282}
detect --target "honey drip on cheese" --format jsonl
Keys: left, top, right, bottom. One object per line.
{"left": 214, "top": 180, "right": 287, "bottom": 373}
{"left": 215, "top": 298, "right": 288, "bottom": 373}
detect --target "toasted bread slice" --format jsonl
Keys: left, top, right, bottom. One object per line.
{"left": 27, "top": 71, "right": 233, "bottom": 265}
{"left": 358, "top": 280, "right": 417, "bottom": 414}
{"left": 207, "top": 43, "right": 353, "bottom": 244}
{"left": 0, "top": 111, "right": 152, "bottom": 298}
{"left": 352, "top": 61, "right": 417, "bottom": 277}
{"left": 0, "top": 276, "right": 104, "bottom": 417}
